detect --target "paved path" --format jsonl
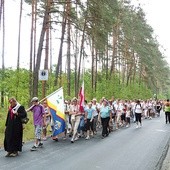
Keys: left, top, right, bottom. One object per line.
{"left": 0, "top": 113, "right": 170, "bottom": 170}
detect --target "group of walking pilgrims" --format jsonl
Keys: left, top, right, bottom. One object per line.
{"left": 4, "top": 96, "right": 170, "bottom": 157}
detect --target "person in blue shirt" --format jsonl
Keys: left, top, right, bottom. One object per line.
{"left": 84, "top": 102, "right": 95, "bottom": 140}
{"left": 98, "top": 99, "right": 112, "bottom": 138}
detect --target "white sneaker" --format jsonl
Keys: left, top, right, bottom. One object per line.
{"left": 77, "top": 133, "right": 81, "bottom": 138}
{"left": 85, "top": 136, "right": 90, "bottom": 140}
{"left": 71, "top": 138, "right": 74, "bottom": 143}
{"left": 136, "top": 125, "right": 139, "bottom": 129}
{"left": 74, "top": 136, "right": 79, "bottom": 141}
{"left": 63, "top": 137, "right": 66, "bottom": 140}
{"left": 126, "top": 125, "right": 129, "bottom": 128}
{"left": 42, "top": 137, "right": 47, "bottom": 141}
{"left": 30, "top": 145, "right": 38, "bottom": 151}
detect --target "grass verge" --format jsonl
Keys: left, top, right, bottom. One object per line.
{"left": 0, "top": 109, "right": 34, "bottom": 148}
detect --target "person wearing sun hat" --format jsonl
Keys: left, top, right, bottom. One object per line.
{"left": 27, "top": 97, "right": 46, "bottom": 151}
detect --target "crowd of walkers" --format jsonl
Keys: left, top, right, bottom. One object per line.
{"left": 64, "top": 97, "right": 164, "bottom": 142}
{"left": 3, "top": 96, "right": 170, "bottom": 157}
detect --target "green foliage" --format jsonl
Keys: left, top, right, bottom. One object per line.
{"left": 0, "top": 109, "right": 6, "bottom": 147}
{"left": 77, "top": 71, "right": 153, "bottom": 101}
{"left": 0, "top": 68, "right": 155, "bottom": 104}
{"left": 0, "top": 68, "right": 30, "bottom": 106}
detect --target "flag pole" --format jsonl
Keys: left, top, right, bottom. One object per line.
{"left": 82, "top": 49, "right": 85, "bottom": 84}
{"left": 39, "top": 87, "right": 63, "bottom": 102}
{"left": 39, "top": 87, "right": 63, "bottom": 103}
{"left": 79, "top": 49, "right": 85, "bottom": 112}
{"left": 27, "top": 87, "right": 63, "bottom": 111}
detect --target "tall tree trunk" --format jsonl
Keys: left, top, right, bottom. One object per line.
{"left": 1, "top": 0, "right": 5, "bottom": 107}
{"left": 66, "top": 0, "right": 71, "bottom": 96}
{"left": 126, "top": 60, "right": 132, "bottom": 86}
{"left": 43, "top": 0, "right": 51, "bottom": 99}
{"left": 91, "top": 39, "right": 98, "bottom": 94}
{"left": 17, "top": 0, "right": 23, "bottom": 70}
{"left": 54, "top": 3, "right": 67, "bottom": 87}
{"left": 110, "top": 18, "right": 119, "bottom": 77}
{"left": 106, "top": 36, "right": 109, "bottom": 80}
{"left": 0, "top": 0, "right": 4, "bottom": 29}
{"left": 33, "top": 0, "right": 37, "bottom": 71}
{"left": 132, "top": 52, "right": 137, "bottom": 84}
{"left": 33, "top": 4, "right": 49, "bottom": 97}
{"left": 91, "top": 38, "right": 95, "bottom": 91}
{"left": 74, "top": 2, "right": 78, "bottom": 97}
{"left": 138, "top": 63, "right": 142, "bottom": 95}
{"left": 77, "top": 17, "right": 87, "bottom": 94}
{"left": 74, "top": 29, "right": 78, "bottom": 97}
{"left": 126, "top": 51, "right": 134, "bottom": 86}
{"left": 49, "top": 27, "right": 52, "bottom": 72}
{"left": 122, "top": 41, "right": 128, "bottom": 86}
{"left": 118, "top": 51, "right": 121, "bottom": 86}
{"left": 29, "top": 0, "right": 36, "bottom": 100}
{"left": 94, "top": 49, "right": 98, "bottom": 92}
{"left": 15, "top": 0, "right": 23, "bottom": 99}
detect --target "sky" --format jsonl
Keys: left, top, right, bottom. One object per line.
{"left": 0, "top": 0, "right": 31, "bottom": 68}
{"left": 132, "top": 0, "right": 170, "bottom": 63}
{"left": 1, "top": 0, "right": 170, "bottom": 68}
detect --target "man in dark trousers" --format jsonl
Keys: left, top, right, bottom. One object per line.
{"left": 4, "top": 97, "right": 27, "bottom": 157}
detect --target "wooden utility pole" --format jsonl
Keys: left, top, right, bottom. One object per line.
{"left": 42, "top": 0, "right": 51, "bottom": 99}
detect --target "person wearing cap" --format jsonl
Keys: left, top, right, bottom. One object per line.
{"left": 27, "top": 97, "right": 46, "bottom": 151}
{"left": 4, "top": 97, "right": 27, "bottom": 157}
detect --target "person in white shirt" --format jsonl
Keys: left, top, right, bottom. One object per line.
{"left": 69, "top": 97, "right": 82, "bottom": 143}
{"left": 92, "top": 98, "right": 99, "bottom": 134}
{"left": 63, "top": 100, "right": 71, "bottom": 140}
{"left": 126, "top": 106, "right": 131, "bottom": 127}
{"left": 114, "top": 99, "right": 124, "bottom": 129}
{"left": 131, "top": 100, "right": 136, "bottom": 122}
{"left": 134, "top": 100, "right": 143, "bottom": 128}
{"left": 148, "top": 100, "right": 153, "bottom": 119}
{"left": 143, "top": 100, "right": 148, "bottom": 119}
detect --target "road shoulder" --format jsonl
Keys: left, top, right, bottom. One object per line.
{"left": 161, "top": 139, "right": 170, "bottom": 170}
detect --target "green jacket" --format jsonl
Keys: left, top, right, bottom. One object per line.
{"left": 164, "top": 106, "right": 170, "bottom": 112}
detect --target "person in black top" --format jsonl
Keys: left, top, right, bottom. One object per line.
{"left": 4, "top": 97, "right": 27, "bottom": 157}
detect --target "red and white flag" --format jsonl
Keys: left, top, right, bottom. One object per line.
{"left": 79, "top": 81, "right": 85, "bottom": 112}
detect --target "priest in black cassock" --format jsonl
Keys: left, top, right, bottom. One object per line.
{"left": 4, "top": 97, "right": 27, "bottom": 157}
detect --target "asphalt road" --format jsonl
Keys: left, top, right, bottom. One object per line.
{"left": 0, "top": 113, "right": 170, "bottom": 170}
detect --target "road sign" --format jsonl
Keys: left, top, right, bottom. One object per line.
{"left": 39, "top": 70, "right": 48, "bottom": 81}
